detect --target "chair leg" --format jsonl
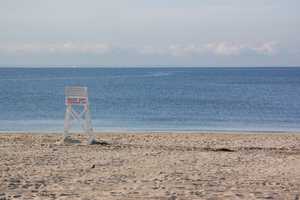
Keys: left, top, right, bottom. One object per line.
{"left": 63, "top": 105, "right": 72, "bottom": 140}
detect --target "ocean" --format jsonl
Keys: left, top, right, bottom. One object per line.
{"left": 0, "top": 67, "right": 300, "bottom": 132}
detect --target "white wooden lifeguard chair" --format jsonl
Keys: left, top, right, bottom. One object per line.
{"left": 64, "top": 86, "right": 95, "bottom": 144}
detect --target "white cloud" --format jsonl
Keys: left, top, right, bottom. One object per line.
{"left": 252, "top": 41, "right": 278, "bottom": 55}
{"left": 0, "top": 42, "right": 112, "bottom": 55}
{"left": 137, "top": 41, "right": 279, "bottom": 57}
{"left": 0, "top": 41, "right": 278, "bottom": 57}
{"left": 205, "top": 41, "right": 278, "bottom": 56}
{"left": 205, "top": 42, "right": 244, "bottom": 56}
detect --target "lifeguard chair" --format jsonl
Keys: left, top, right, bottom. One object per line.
{"left": 64, "top": 86, "right": 95, "bottom": 144}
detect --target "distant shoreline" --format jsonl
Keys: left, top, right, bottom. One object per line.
{"left": 1, "top": 130, "right": 300, "bottom": 135}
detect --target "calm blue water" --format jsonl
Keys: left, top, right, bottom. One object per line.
{"left": 0, "top": 67, "right": 300, "bottom": 132}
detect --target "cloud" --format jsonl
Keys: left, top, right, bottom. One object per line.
{"left": 252, "top": 41, "right": 278, "bottom": 55}
{"left": 137, "top": 41, "right": 279, "bottom": 57}
{"left": 140, "top": 44, "right": 204, "bottom": 57}
{"left": 0, "top": 42, "right": 113, "bottom": 55}
{"left": 0, "top": 41, "right": 278, "bottom": 57}
{"left": 205, "top": 41, "right": 278, "bottom": 56}
{"left": 205, "top": 42, "right": 244, "bottom": 56}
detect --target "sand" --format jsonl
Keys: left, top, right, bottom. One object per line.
{"left": 0, "top": 132, "right": 300, "bottom": 200}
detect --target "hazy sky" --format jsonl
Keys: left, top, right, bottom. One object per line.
{"left": 0, "top": 0, "right": 299, "bottom": 67}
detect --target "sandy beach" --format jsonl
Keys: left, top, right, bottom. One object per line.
{"left": 0, "top": 132, "right": 300, "bottom": 199}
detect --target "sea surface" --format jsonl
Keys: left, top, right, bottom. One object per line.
{"left": 0, "top": 67, "right": 300, "bottom": 132}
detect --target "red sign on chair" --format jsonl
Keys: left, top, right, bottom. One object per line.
{"left": 65, "top": 86, "right": 89, "bottom": 105}
{"left": 66, "top": 97, "right": 87, "bottom": 105}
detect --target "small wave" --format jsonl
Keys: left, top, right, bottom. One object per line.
{"left": 129, "top": 72, "right": 171, "bottom": 78}
{"left": 149, "top": 72, "right": 172, "bottom": 77}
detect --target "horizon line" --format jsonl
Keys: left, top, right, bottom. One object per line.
{"left": 0, "top": 65, "right": 300, "bottom": 69}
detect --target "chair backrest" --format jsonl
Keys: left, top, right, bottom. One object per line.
{"left": 65, "top": 86, "right": 88, "bottom": 105}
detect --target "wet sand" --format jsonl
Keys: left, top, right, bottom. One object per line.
{"left": 1, "top": 132, "right": 300, "bottom": 199}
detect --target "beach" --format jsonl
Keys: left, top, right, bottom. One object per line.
{"left": 1, "top": 132, "right": 300, "bottom": 199}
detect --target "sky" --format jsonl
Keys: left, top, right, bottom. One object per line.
{"left": 0, "top": 0, "right": 299, "bottom": 67}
